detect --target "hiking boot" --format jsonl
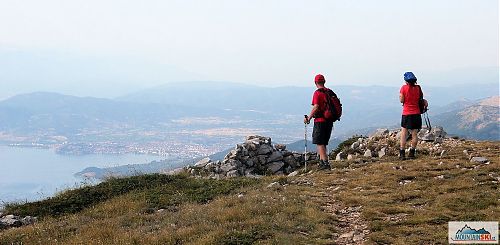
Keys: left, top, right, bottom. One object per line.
{"left": 318, "top": 160, "right": 331, "bottom": 170}
{"left": 399, "top": 149, "right": 406, "bottom": 160}
{"left": 408, "top": 148, "right": 416, "bottom": 159}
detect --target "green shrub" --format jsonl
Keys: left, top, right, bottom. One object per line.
{"left": 330, "top": 135, "right": 363, "bottom": 158}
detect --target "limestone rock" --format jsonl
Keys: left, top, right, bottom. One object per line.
{"left": 335, "top": 152, "right": 344, "bottom": 161}
{"left": 470, "top": 157, "right": 489, "bottom": 164}
{"left": 194, "top": 157, "right": 211, "bottom": 168}
{"left": 164, "top": 167, "right": 185, "bottom": 175}
{"left": 180, "top": 135, "right": 322, "bottom": 178}
{"left": 266, "top": 181, "right": 282, "bottom": 190}
{"left": 275, "top": 144, "right": 286, "bottom": 151}
{"left": 257, "top": 144, "right": 273, "bottom": 155}
{"left": 267, "top": 161, "right": 285, "bottom": 173}
{"left": 378, "top": 147, "right": 386, "bottom": 158}
{"left": 0, "top": 216, "right": 22, "bottom": 228}
{"left": 363, "top": 149, "right": 372, "bottom": 157}
{"left": 371, "top": 128, "right": 389, "bottom": 138}
{"left": 226, "top": 170, "right": 239, "bottom": 178}
{"left": 267, "top": 151, "right": 283, "bottom": 163}
{"left": 20, "top": 216, "right": 37, "bottom": 226}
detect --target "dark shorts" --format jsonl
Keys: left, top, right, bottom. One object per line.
{"left": 401, "top": 114, "right": 422, "bottom": 130}
{"left": 313, "top": 121, "right": 334, "bottom": 145}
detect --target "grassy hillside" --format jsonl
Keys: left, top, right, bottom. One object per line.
{"left": 1, "top": 140, "right": 498, "bottom": 244}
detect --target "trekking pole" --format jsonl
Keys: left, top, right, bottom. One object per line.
{"left": 304, "top": 115, "right": 308, "bottom": 171}
{"left": 424, "top": 111, "right": 432, "bottom": 132}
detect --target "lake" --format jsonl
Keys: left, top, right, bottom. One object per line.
{"left": 0, "top": 146, "right": 166, "bottom": 206}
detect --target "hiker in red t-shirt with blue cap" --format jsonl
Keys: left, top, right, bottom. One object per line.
{"left": 399, "top": 71, "right": 428, "bottom": 160}
{"left": 304, "top": 74, "right": 339, "bottom": 170}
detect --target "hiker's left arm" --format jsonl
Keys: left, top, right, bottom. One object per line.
{"left": 399, "top": 93, "right": 404, "bottom": 104}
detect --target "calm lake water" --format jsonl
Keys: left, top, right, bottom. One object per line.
{"left": 0, "top": 146, "right": 165, "bottom": 205}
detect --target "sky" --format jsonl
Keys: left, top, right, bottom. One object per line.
{"left": 0, "top": 0, "right": 498, "bottom": 98}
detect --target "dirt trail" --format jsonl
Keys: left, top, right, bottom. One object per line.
{"left": 295, "top": 173, "right": 371, "bottom": 245}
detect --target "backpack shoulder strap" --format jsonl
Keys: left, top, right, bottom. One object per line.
{"left": 317, "top": 88, "right": 336, "bottom": 97}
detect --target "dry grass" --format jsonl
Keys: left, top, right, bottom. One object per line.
{"left": 0, "top": 176, "right": 335, "bottom": 244}
{"left": 311, "top": 140, "right": 499, "bottom": 244}
{"left": 1, "top": 140, "right": 498, "bottom": 244}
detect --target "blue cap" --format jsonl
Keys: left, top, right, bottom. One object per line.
{"left": 404, "top": 72, "right": 417, "bottom": 82}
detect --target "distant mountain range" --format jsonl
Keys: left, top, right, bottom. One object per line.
{"left": 0, "top": 82, "right": 497, "bottom": 139}
{"left": 118, "top": 81, "right": 499, "bottom": 133}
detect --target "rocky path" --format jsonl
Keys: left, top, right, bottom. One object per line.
{"left": 294, "top": 173, "right": 371, "bottom": 245}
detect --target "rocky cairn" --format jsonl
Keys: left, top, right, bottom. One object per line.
{"left": 165, "top": 126, "right": 489, "bottom": 178}
{"left": 334, "top": 126, "right": 453, "bottom": 161}
{"left": 168, "top": 135, "right": 317, "bottom": 178}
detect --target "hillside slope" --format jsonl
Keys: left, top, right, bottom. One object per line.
{"left": 432, "top": 96, "right": 499, "bottom": 140}
{"left": 1, "top": 138, "right": 498, "bottom": 244}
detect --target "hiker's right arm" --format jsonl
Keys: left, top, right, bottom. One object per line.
{"left": 305, "top": 104, "right": 319, "bottom": 123}
{"left": 399, "top": 93, "right": 404, "bottom": 104}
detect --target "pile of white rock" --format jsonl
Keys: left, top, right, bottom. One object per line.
{"left": 0, "top": 213, "right": 37, "bottom": 230}
{"left": 335, "top": 126, "right": 450, "bottom": 161}
{"left": 167, "top": 135, "right": 317, "bottom": 178}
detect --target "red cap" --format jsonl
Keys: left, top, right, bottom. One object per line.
{"left": 314, "top": 74, "right": 325, "bottom": 83}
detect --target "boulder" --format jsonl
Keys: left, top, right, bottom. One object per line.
{"left": 220, "top": 164, "right": 237, "bottom": 173}
{"left": 243, "top": 159, "right": 255, "bottom": 167}
{"left": 244, "top": 168, "right": 255, "bottom": 176}
{"left": 226, "top": 170, "right": 239, "bottom": 178}
{"left": 20, "top": 216, "right": 37, "bottom": 226}
{"left": 164, "top": 167, "right": 185, "bottom": 175}
{"left": 335, "top": 152, "right": 344, "bottom": 161}
{"left": 267, "top": 151, "right": 284, "bottom": 163}
{"left": 418, "top": 132, "right": 435, "bottom": 142}
{"left": 266, "top": 181, "right": 282, "bottom": 190}
{"left": 194, "top": 157, "right": 211, "bottom": 168}
{"left": 257, "top": 144, "right": 273, "bottom": 155}
{"left": 371, "top": 128, "right": 390, "bottom": 138}
{"left": 284, "top": 155, "right": 298, "bottom": 168}
{"left": 275, "top": 144, "right": 287, "bottom": 151}
{"left": 267, "top": 161, "right": 285, "bottom": 173}
{"left": 470, "top": 157, "right": 489, "bottom": 164}
{"left": 0, "top": 216, "right": 22, "bottom": 227}
{"left": 433, "top": 126, "right": 447, "bottom": 138}
{"left": 363, "top": 149, "right": 372, "bottom": 157}
{"left": 378, "top": 147, "right": 386, "bottom": 158}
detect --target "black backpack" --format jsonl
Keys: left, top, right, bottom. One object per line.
{"left": 417, "top": 85, "right": 428, "bottom": 114}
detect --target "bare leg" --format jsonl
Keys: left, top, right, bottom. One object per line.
{"left": 317, "top": 144, "right": 328, "bottom": 161}
{"left": 410, "top": 129, "right": 418, "bottom": 149}
{"left": 400, "top": 127, "right": 408, "bottom": 149}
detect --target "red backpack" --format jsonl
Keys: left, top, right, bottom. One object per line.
{"left": 317, "top": 88, "right": 342, "bottom": 122}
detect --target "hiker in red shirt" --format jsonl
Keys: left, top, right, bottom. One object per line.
{"left": 304, "top": 74, "right": 334, "bottom": 170}
{"left": 399, "top": 72, "right": 427, "bottom": 160}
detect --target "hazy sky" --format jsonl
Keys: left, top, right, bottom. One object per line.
{"left": 0, "top": 0, "right": 498, "bottom": 98}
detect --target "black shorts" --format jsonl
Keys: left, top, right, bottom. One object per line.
{"left": 401, "top": 114, "right": 422, "bottom": 130}
{"left": 312, "top": 121, "right": 334, "bottom": 145}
